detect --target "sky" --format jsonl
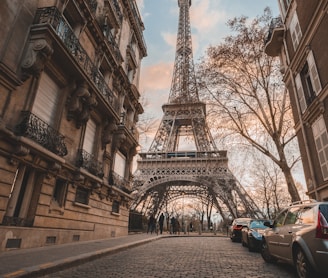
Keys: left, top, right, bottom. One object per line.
{"left": 135, "top": 0, "right": 280, "bottom": 150}
{"left": 133, "top": 0, "right": 306, "bottom": 190}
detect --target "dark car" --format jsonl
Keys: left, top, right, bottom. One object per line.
{"left": 229, "top": 217, "right": 252, "bottom": 242}
{"left": 261, "top": 200, "right": 328, "bottom": 278}
{"left": 241, "top": 219, "right": 270, "bottom": 252}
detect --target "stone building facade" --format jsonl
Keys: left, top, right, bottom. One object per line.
{"left": 0, "top": 0, "right": 146, "bottom": 251}
{"left": 265, "top": 0, "right": 328, "bottom": 201}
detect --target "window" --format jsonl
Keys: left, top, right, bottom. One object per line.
{"left": 285, "top": 207, "right": 301, "bottom": 225}
{"left": 290, "top": 12, "right": 302, "bottom": 51}
{"left": 83, "top": 118, "right": 97, "bottom": 155}
{"left": 307, "top": 51, "right": 322, "bottom": 94}
{"left": 295, "top": 51, "right": 321, "bottom": 113}
{"left": 53, "top": 179, "right": 67, "bottom": 207}
{"left": 112, "top": 200, "right": 120, "bottom": 214}
{"left": 295, "top": 74, "right": 306, "bottom": 113}
{"left": 312, "top": 116, "right": 328, "bottom": 180}
{"left": 75, "top": 186, "right": 89, "bottom": 205}
{"left": 127, "top": 62, "right": 135, "bottom": 83}
{"left": 279, "top": 0, "right": 291, "bottom": 18}
{"left": 275, "top": 209, "right": 288, "bottom": 227}
{"left": 296, "top": 207, "right": 315, "bottom": 224}
{"left": 32, "top": 72, "right": 61, "bottom": 125}
{"left": 114, "top": 151, "right": 126, "bottom": 178}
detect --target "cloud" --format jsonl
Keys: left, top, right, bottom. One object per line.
{"left": 162, "top": 31, "right": 176, "bottom": 49}
{"left": 140, "top": 62, "right": 173, "bottom": 93}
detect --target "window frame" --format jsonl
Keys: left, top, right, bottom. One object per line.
{"left": 295, "top": 51, "right": 322, "bottom": 114}
{"left": 74, "top": 186, "right": 90, "bottom": 205}
{"left": 312, "top": 116, "right": 328, "bottom": 181}
{"left": 112, "top": 200, "right": 120, "bottom": 214}
{"left": 82, "top": 118, "right": 97, "bottom": 155}
{"left": 53, "top": 179, "right": 68, "bottom": 207}
{"left": 289, "top": 11, "right": 302, "bottom": 51}
{"left": 32, "top": 72, "right": 61, "bottom": 127}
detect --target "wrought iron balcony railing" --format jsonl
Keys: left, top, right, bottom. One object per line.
{"left": 15, "top": 111, "right": 68, "bottom": 157}
{"left": 76, "top": 149, "right": 104, "bottom": 178}
{"left": 119, "top": 114, "right": 139, "bottom": 142}
{"left": 108, "top": 0, "right": 123, "bottom": 23}
{"left": 33, "top": 7, "right": 119, "bottom": 109}
{"left": 129, "top": 0, "right": 147, "bottom": 51}
{"left": 265, "top": 16, "right": 284, "bottom": 45}
{"left": 111, "top": 171, "right": 129, "bottom": 189}
{"left": 86, "top": 0, "right": 97, "bottom": 13}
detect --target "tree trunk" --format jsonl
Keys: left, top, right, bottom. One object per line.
{"left": 281, "top": 161, "right": 301, "bottom": 202}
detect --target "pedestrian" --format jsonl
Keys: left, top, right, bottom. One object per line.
{"left": 170, "top": 216, "right": 176, "bottom": 234}
{"left": 158, "top": 213, "right": 165, "bottom": 234}
{"left": 147, "top": 214, "right": 156, "bottom": 234}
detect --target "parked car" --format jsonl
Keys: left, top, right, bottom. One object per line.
{"left": 229, "top": 217, "right": 252, "bottom": 242}
{"left": 261, "top": 200, "right": 328, "bottom": 278}
{"left": 241, "top": 219, "right": 271, "bottom": 252}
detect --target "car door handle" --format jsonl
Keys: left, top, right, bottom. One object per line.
{"left": 288, "top": 231, "right": 292, "bottom": 234}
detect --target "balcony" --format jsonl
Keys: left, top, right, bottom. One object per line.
{"left": 15, "top": 111, "right": 67, "bottom": 157}
{"left": 264, "top": 17, "right": 284, "bottom": 57}
{"left": 119, "top": 114, "right": 139, "bottom": 144}
{"left": 76, "top": 149, "right": 104, "bottom": 178}
{"left": 111, "top": 172, "right": 130, "bottom": 192}
{"left": 33, "top": 7, "right": 118, "bottom": 111}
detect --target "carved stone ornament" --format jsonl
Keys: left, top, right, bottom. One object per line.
{"left": 21, "top": 39, "right": 53, "bottom": 81}
{"left": 102, "top": 120, "right": 118, "bottom": 147}
{"left": 67, "top": 82, "right": 98, "bottom": 128}
{"left": 112, "top": 133, "right": 126, "bottom": 149}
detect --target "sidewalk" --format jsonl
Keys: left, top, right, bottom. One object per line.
{"left": 0, "top": 233, "right": 162, "bottom": 278}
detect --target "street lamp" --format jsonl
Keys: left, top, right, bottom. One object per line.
{"left": 182, "top": 191, "right": 186, "bottom": 234}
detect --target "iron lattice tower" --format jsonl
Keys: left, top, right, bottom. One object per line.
{"left": 132, "top": 0, "right": 262, "bottom": 221}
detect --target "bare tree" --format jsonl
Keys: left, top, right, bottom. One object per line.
{"left": 136, "top": 95, "right": 158, "bottom": 151}
{"left": 197, "top": 8, "right": 301, "bottom": 202}
{"left": 248, "top": 154, "right": 291, "bottom": 218}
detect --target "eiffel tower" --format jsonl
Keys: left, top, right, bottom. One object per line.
{"left": 132, "top": 0, "right": 263, "bottom": 221}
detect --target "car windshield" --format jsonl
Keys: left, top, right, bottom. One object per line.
{"left": 250, "top": 220, "right": 267, "bottom": 229}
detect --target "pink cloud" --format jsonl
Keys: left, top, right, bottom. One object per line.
{"left": 140, "top": 62, "right": 173, "bottom": 92}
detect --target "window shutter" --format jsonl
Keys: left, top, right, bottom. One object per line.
{"left": 83, "top": 119, "right": 96, "bottom": 154}
{"left": 295, "top": 74, "right": 306, "bottom": 113}
{"left": 32, "top": 73, "right": 59, "bottom": 125}
{"left": 114, "top": 151, "right": 126, "bottom": 177}
{"left": 312, "top": 117, "right": 328, "bottom": 180}
{"left": 290, "top": 12, "right": 302, "bottom": 51}
{"left": 279, "top": 0, "right": 286, "bottom": 18}
{"left": 307, "top": 51, "right": 322, "bottom": 95}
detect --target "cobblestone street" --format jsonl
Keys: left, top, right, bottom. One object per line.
{"left": 41, "top": 236, "right": 297, "bottom": 278}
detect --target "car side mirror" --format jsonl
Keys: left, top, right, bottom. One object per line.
{"left": 263, "top": 221, "right": 272, "bottom": 228}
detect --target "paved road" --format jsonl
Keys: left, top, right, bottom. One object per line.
{"left": 41, "top": 236, "right": 297, "bottom": 278}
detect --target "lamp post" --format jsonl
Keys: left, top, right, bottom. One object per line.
{"left": 182, "top": 191, "right": 186, "bottom": 234}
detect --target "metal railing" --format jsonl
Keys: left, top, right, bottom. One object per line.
{"left": 76, "top": 149, "right": 104, "bottom": 178}
{"left": 138, "top": 150, "right": 227, "bottom": 160}
{"left": 264, "top": 17, "right": 284, "bottom": 45}
{"left": 33, "top": 7, "right": 118, "bottom": 109}
{"left": 15, "top": 111, "right": 68, "bottom": 157}
{"left": 111, "top": 171, "right": 129, "bottom": 189}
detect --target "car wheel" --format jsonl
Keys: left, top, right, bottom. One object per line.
{"left": 260, "top": 240, "right": 277, "bottom": 263}
{"left": 295, "top": 248, "right": 314, "bottom": 278}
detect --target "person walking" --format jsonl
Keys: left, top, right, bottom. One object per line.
{"left": 158, "top": 213, "right": 165, "bottom": 234}
{"left": 147, "top": 214, "right": 156, "bottom": 234}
